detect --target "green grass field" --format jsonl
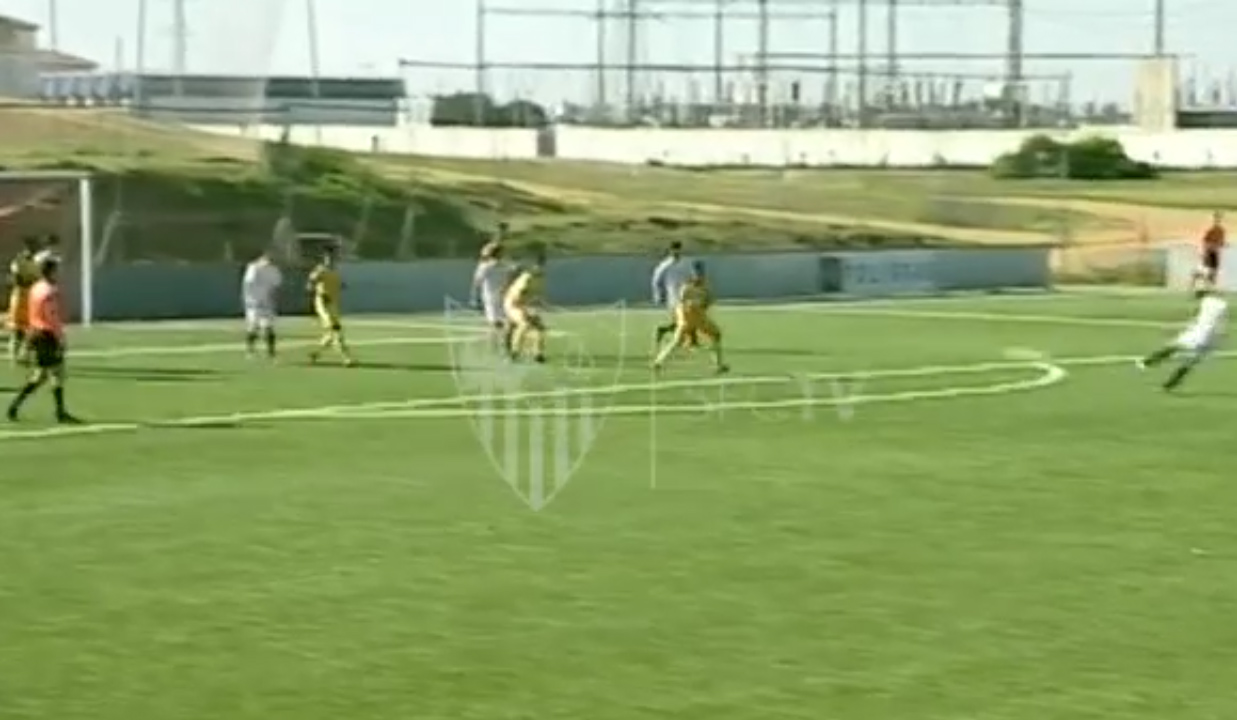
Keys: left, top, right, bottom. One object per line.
{"left": 3, "top": 292, "right": 1237, "bottom": 719}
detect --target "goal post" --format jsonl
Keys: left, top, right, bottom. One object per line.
{"left": 0, "top": 169, "right": 96, "bottom": 326}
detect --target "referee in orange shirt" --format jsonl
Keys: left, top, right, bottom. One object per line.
{"left": 1200, "top": 211, "right": 1226, "bottom": 285}
{"left": 6, "top": 255, "right": 78, "bottom": 423}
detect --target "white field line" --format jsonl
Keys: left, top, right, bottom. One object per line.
{"left": 333, "top": 363, "right": 1066, "bottom": 419}
{"left": 71, "top": 292, "right": 1082, "bottom": 332}
{"left": 8, "top": 345, "right": 1219, "bottom": 442}
{"left": 70, "top": 334, "right": 475, "bottom": 360}
{"left": 781, "top": 305, "right": 1179, "bottom": 328}
{"left": 0, "top": 357, "right": 1065, "bottom": 441}
{"left": 90, "top": 319, "right": 477, "bottom": 333}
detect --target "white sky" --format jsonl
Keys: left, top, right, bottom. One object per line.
{"left": 3, "top": 0, "right": 1233, "bottom": 106}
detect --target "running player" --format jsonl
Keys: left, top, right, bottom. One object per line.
{"left": 471, "top": 241, "right": 513, "bottom": 351}
{"left": 241, "top": 250, "right": 283, "bottom": 359}
{"left": 307, "top": 249, "right": 355, "bottom": 367}
{"left": 503, "top": 251, "right": 547, "bottom": 363}
{"left": 651, "top": 241, "right": 695, "bottom": 346}
{"left": 5, "top": 236, "right": 39, "bottom": 365}
{"left": 7, "top": 255, "right": 78, "bottom": 423}
{"left": 653, "top": 260, "right": 728, "bottom": 374}
{"left": 1137, "top": 284, "right": 1227, "bottom": 391}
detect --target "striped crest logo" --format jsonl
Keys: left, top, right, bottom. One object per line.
{"left": 443, "top": 298, "right": 628, "bottom": 511}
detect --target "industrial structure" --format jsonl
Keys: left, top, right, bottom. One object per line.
{"left": 398, "top": 0, "right": 1184, "bottom": 129}
{"left": 0, "top": 12, "right": 97, "bottom": 97}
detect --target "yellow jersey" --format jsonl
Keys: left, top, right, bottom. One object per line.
{"left": 308, "top": 265, "right": 342, "bottom": 305}
{"left": 504, "top": 268, "right": 543, "bottom": 307}
{"left": 678, "top": 277, "right": 712, "bottom": 312}
{"left": 8, "top": 254, "right": 38, "bottom": 294}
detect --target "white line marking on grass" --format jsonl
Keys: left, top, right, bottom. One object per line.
{"left": 71, "top": 335, "right": 473, "bottom": 360}
{"left": 0, "top": 356, "right": 1067, "bottom": 442}
{"left": 784, "top": 306, "right": 1176, "bottom": 328}
{"left": 9, "top": 347, "right": 1233, "bottom": 444}
{"left": 333, "top": 363, "right": 1067, "bottom": 419}
{"left": 89, "top": 319, "right": 484, "bottom": 333}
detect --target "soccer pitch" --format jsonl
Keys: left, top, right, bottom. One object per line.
{"left": 3, "top": 292, "right": 1237, "bottom": 719}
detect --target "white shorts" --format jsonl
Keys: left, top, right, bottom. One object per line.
{"left": 482, "top": 296, "right": 505, "bottom": 325}
{"left": 1173, "top": 329, "right": 1217, "bottom": 358}
{"left": 245, "top": 305, "right": 276, "bottom": 331}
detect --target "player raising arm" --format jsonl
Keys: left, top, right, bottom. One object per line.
{"left": 651, "top": 241, "right": 695, "bottom": 346}
{"left": 7, "top": 255, "right": 79, "bottom": 423}
{"left": 472, "top": 241, "right": 513, "bottom": 351}
{"left": 6, "top": 236, "right": 40, "bottom": 366}
{"left": 504, "top": 251, "right": 548, "bottom": 363}
{"left": 1137, "top": 285, "right": 1227, "bottom": 391}
{"left": 653, "top": 260, "right": 728, "bottom": 374}
{"left": 241, "top": 251, "right": 282, "bottom": 359}
{"left": 306, "top": 249, "right": 356, "bottom": 367}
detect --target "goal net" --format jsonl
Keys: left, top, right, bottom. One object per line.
{"left": 0, "top": 171, "right": 95, "bottom": 325}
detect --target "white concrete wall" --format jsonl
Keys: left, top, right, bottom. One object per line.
{"left": 1164, "top": 243, "right": 1235, "bottom": 290}
{"left": 189, "top": 122, "right": 1237, "bottom": 169}
{"left": 191, "top": 123, "right": 540, "bottom": 159}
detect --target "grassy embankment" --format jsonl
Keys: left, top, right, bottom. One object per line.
{"left": 0, "top": 107, "right": 1231, "bottom": 264}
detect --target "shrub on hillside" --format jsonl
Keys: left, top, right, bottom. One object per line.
{"left": 991, "top": 134, "right": 1158, "bottom": 180}
{"left": 429, "top": 92, "right": 549, "bottom": 128}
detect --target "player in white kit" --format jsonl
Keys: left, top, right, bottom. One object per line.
{"left": 651, "top": 241, "right": 696, "bottom": 347}
{"left": 1137, "top": 286, "right": 1228, "bottom": 390}
{"left": 241, "top": 251, "right": 283, "bottom": 359}
{"left": 471, "top": 242, "right": 513, "bottom": 350}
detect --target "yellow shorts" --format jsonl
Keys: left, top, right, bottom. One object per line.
{"left": 314, "top": 299, "right": 341, "bottom": 331}
{"left": 675, "top": 308, "right": 719, "bottom": 342}
{"left": 505, "top": 304, "right": 542, "bottom": 328}
{"left": 5, "top": 297, "right": 28, "bottom": 332}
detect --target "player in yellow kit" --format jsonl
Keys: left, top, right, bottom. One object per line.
{"left": 306, "top": 250, "right": 355, "bottom": 366}
{"left": 5, "top": 237, "right": 40, "bottom": 366}
{"left": 653, "top": 260, "right": 728, "bottom": 374}
{"left": 503, "top": 252, "right": 547, "bottom": 363}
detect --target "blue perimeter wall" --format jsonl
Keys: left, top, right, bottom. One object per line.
{"left": 91, "top": 248, "right": 1052, "bottom": 321}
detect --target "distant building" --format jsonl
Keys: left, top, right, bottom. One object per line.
{"left": 0, "top": 13, "right": 97, "bottom": 98}
{"left": 39, "top": 72, "right": 405, "bottom": 126}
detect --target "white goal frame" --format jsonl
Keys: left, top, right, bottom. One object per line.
{"left": 0, "top": 170, "right": 95, "bottom": 326}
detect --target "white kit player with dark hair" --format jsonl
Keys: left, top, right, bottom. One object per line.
{"left": 241, "top": 251, "right": 283, "bottom": 359}
{"left": 472, "top": 241, "right": 513, "bottom": 350}
{"left": 651, "top": 241, "right": 696, "bottom": 347}
{"left": 1138, "top": 286, "right": 1228, "bottom": 391}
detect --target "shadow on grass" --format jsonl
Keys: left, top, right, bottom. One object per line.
{"left": 292, "top": 360, "right": 455, "bottom": 373}
{"left": 73, "top": 365, "right": 225, "bottom": 383}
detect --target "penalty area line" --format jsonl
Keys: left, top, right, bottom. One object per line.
{"left": 10, "top": 347, "right": 1235, "bottom": 443}
{"left": 0, "top": 356, "right": 1068, "bottom": 442}
{"left": 69, "top": 334, "right": 478, "bottom": 360}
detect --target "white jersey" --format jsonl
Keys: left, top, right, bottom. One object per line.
{"left": 652, "top": 256, "right": 692, "bottom": 309}
{"left": 1175, "top": 295, "right": 1227, "bottom": 352}
{"left": 474, "top": 259, "right": 510, "bottom": 323}
{"left": 242, "top": 258, "right": 282, "bottom": 308}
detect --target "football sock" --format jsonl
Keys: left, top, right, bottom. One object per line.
{"left": 653, "top": 337, "right": 677, "bottom": 365}
{"left": 245, "top": 331, "right": 257, "bottom": 354}
{"left": 264, "top": 329, "right": 277, "bottom": 357}
{"left": 1164, "top": 364, "right": 1192, "bottom": 390}
{"left": 9, "top": 381, "right": 39, "bottom": 413}
{"left": 1141, "top": 347, "right": 1174, "bottom": 367}
{"left": 52, "top": 386, "right": 66, "bottom": 415}
{"left": 510, "top": 328, "right": 528, "bottom": 358}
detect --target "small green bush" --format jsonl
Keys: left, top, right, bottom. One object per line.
{"left": 991, "top": 134, "right": 1158, "bottom": 181}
